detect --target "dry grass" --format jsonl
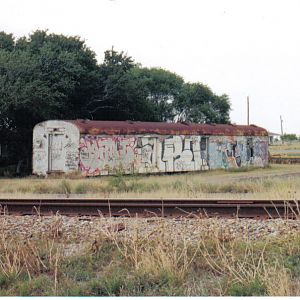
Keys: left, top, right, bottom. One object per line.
{"left": 0, "top": 215, "right": 63, "bottom": 295}
{"left": 0, "top": 164, "right": 299, "bottom": 200}
{"left": 93, "top": 217, "right": 300, "bottom": 296}
{"left": 99, "top": 218, "right": 199, "bottom": 283}
{"left": 269, "top": 142, "right": 300, "bottom": 151}
{"left": 199, "top": 230, "right": 291, "bottom": 296}
{"left": 1, "top": 214, "right": 300, "bottom": 295}
{"left": 1, "top": 163, "right": 300, "bottom": 296}
{"left": 269, "top": 142, "right": 300, "bottom": 158}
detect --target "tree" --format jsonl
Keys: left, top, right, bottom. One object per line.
{"left": 86, "top": 48, "right": 135, "bottom": 120}
{"left": 0, "top": 30, "right": 100, "bottom": 170}
{"left": 0, "top": 31, "right": 14, "bottom": 51}
{"left": 281, "top": 134, "right": 299, "bottom": 142}
{"left": 174, "top": 82, "right": 231, "bottom": 123}
{"left": 129, "top": 67, "right": 184, "bottom": 121}
{"left": 87, "top": 51, "right": 185, "bottom": 122}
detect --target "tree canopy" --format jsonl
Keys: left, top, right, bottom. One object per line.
{"left": 175, "top": 83, "right": 230, "bottom": 123}
{"left": 0, "top": 30, "right": 100, "bottom": 166}
{"left": 0, "top": 30, "right": 231, "bottom": 174}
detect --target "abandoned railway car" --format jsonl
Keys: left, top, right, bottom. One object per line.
{"left": 32, "top": 120, "right": 269, "bottom": 176}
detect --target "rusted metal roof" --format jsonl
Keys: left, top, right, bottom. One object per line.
{"left": 68, "top": 120, "right": 268, "bottom": 136}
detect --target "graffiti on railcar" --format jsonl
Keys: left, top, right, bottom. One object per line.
{"left": 208, "top": 136, "right": 268, "bottom": 169}
{"left": 79, "top": 136, "right": 136, "bottom": 176}
{"left": 32, "top": 120, "right": 269, "bottom": 176}
{"left": 136, "top": 137, "right": 156, "bottom": 170}
{"left": 78, "top": 135, "right": 209, "bottom": 175}
{"left": 158, "top": 136, "right": 208, "bottom": 172}
{"left": 64, "top": 138, "right": 78, "bottom": 170}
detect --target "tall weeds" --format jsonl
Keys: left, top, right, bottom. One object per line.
{"left": 198, "top": 228, "right": 292, "bottom": 296}
{"left": 1, "top": 213, "right": 300, "bottom": 296}
{"left": 0, "top": 215, "right": 63, "bottom": 295}
{"left": 99, "top": 218, "right": 199, "bottom": 283}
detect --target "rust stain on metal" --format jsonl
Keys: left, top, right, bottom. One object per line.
{"left": 69, "top": 120, "right": 268, "bottom": 136}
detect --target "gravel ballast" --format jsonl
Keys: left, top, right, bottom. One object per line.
{"left": 2, "top": 215, "right": 300, "bottom": 244}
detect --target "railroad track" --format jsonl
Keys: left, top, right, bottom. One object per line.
{"left": 0, "top": 198, "right": 300, "bottom": 219}
{"left": 270, "top": 156, "right": 300, "bottom": 164}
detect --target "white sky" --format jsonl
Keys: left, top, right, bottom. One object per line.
{"left": 1, "top": 0, "right": 300, "bottom": 134}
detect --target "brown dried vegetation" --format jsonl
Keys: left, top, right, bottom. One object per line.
{"left": 1, "top": 213, "right": 300, "bottom": 296}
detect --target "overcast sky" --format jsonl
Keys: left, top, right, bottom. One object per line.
{"left": 1, "top": 0, "right": 300, "bottom": 134}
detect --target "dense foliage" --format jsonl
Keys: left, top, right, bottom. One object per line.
{"left": 0, "top": 30, "right": 231, "bottom": 174}
{"left": 281, "top": 134, "right": 299, "bottom": 142}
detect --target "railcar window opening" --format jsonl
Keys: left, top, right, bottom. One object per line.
{"left": 232, "top": 143, "right": 236, "bottom": 157}
{"left": 200, "top": 137, "right": 207, "bottom": 151}
{"left": 137, "top": 137, "right": 143, "bottom": 148}
{"left": 117, "top": 140, "right": 122, "bottom": 151}
{"left": 247, "top": 138, "right": 254, "bottom": 158}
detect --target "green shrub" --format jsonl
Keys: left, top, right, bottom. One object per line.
{"left": 197, "top": 182, "right": 256, "bottom": 194}
{"left": 0, "top": 274, "right": 8, "bottom": 288}
{"left": 60, "top": 180, "right": 71, "bottom": 195}
{"left": 74, "top": 183, "right": 87, "bottom": 194}
{"left": 88, "top": 274, "right": 126, "bottom": 296}
{"left": 61, "top": 282, "right": 86, "bottom": 296}
{"left": 62, "top": 255, "right": 94, "bottom": 282}
{"left": 128, "top": 181, "right": 160, "bottom": 193}
{"left": 285, "top": 254, "right": 300, "bottom": 277}
{"left": 171, "top": 180, "right": 185, "bottom": 191}
{"left": 228, "top": 279, "right": 267, "bottom": 296}
{"left": 33, "top": 181, "right": 72, "bottom": 194}
{"left": 17, "top": 275, "right": 53, "bottom": 296}
{"left": 281, "top": 134, "right": 299, "bottom": 142}
{"left": 108, "top": 173, "right": 128, "bottom": 192}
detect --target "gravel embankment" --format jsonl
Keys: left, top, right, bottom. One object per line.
{"left": 2, "top": 215, "right": 300, "bottom": 244}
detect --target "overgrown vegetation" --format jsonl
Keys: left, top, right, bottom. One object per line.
{"left": 0, "top": 164, "right": 299, "bottom": 200}
{"left": 269, "top": 141, "right": 300, "bottom": 159}
{"left": 1, "top": 215, "right": 300, "bottom": 296}
{"left": 281, "top": 134, "right": 299, "bottom": 142}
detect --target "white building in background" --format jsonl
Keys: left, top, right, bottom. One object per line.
{"left": 268, "top": 132, "right": 281, "bottom": 144}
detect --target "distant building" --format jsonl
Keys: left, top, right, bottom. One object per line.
{"left": 268, "top": 132, "right": 281, "bottom": 144}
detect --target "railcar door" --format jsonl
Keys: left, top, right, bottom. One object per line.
{"left": 200, "top": 136, "right": 209, "bottom": 170}
{"left": 48, "top": 133, "right": 65, "bottom": 172}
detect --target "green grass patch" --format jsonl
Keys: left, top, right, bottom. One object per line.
{"left": 228, "top": 279, "right": 267, "bottom": 296}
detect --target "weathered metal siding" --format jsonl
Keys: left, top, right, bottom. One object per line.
{"left": 33, "top": 120, "right": 269, "bottom": 176}
{"left": 33, "top": 121, "right": 80, "bottom": 175}
{"left": 208, "top": 136, "right": 269, "bottom": 169}
{"left": 69, "top": 120, "right": 268, "bottom": 137}
{"left": 79, "top": 134, "right": 210, "bottom": 176}
{"left": 78, "top": 134, "right": 268, "bottom": 176}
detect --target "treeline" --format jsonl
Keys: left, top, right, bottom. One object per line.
{"left": 281, "top": 134, "right": 299, "bottom": 142}
{"left": 0, "top": 30, "right": 231, "bottom": 174}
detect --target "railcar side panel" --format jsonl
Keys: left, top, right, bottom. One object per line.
{"left": 33, "top": 120, "right": 269, "bottom": 176}
{"left": 208, "top": 136, "right": 269, "bottom": 169}
{"left": 33, "top": 121, "right": 80, "bottom": 175}
{"left": 78, "top": 134, "right": 210, "bottom": 176}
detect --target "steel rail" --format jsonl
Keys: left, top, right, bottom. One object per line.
{"left": 0, "top": 198, "right": 300, "bottom": 219}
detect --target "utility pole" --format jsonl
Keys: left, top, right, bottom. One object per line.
{"left": 247, "top": 96, "right": 250, "bottom": 125}
{"left": 280, "top": 115, "right": 284, "bottom": 144}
